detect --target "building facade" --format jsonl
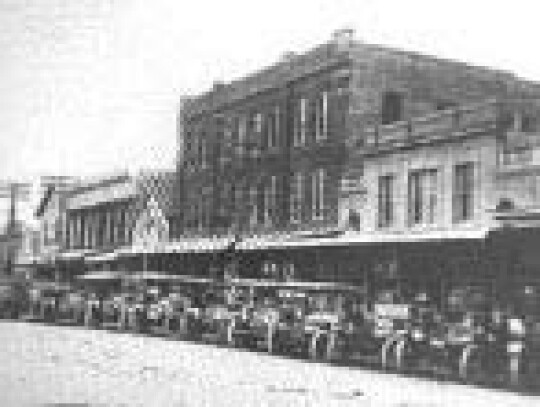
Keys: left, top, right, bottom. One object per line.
{"left": 176, "top": 30, "right": 540, "bottom": 293}
{"left": 29, "top": 170, "right": 179, "bottom": 281}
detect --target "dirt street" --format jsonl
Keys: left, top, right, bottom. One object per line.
{"left": 0, "top": 322, "right": 538, "bottom": 406}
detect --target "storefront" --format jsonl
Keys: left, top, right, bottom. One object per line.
{"left": 236, "top": 229, "right": 492, "bottom": 310}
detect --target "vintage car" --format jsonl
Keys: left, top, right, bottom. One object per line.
{"left": 302, "top": 312, "right": 341, "bottom": 359}
{"left": 0, "top": 281, "right": 28, "bottom": 320}
{"left": 234, "top": 305, "right": 280, "bottom": 351}
{"left": 56, "top": 291, "right": 86, "bottom": 325}
{"left": 273, "top": 303, "right": 309, "bottom": 357}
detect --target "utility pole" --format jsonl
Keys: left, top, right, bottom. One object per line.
{"left": 0, "top": 181, "right": 32, "bottom": 276}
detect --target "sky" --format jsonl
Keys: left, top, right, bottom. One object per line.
{"left": 1, "top": 0, "right": 540, "bottom": 225}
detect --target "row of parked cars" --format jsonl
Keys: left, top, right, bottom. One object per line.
{"left": 14, "top": 278, "right": 540, "bottom": 391}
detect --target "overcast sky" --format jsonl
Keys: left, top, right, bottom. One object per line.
{"left": 1, "top": 0, "right": 540, "bottom": 225}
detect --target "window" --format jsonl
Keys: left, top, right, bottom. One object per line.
{"left": 109, "top": 210, "right": 115, "bottom": 245}
{"left": 198, "top": 196, "right": 205, "bottom": 232}
{"left": 312, "top": 168, "right": 326, "bottom": 220}
{"left": 512, "top": 111, "right": 534, "bottom": 133}
{"left": 381, "top": 91, "right": 404, "bottom": 125}
{"left": 290, "top": 172, "right": 304, "bottom": 223}
{"left": 283, "top": 263, "right": 296, "bottom": 281}
{"left": 408, "top": 169, "right": 438, "bottom": 226}
{"left": 378, "top": 175, "right": 395, "bottom": 228}
{"left": 249, "top": 184, "right": 259, "bottom": 227}
{"left": 294, "top": 98, "right": 307, "bottom": 146}
{"left": 453, "top": 162, "right": 475, "bottom": 222}
{"left": 315, "top": 91, "right": 329, "bottom": 141}
{"left": 233, "top": 185, "right": 243, "bottom": 229}
{"left": 200, "top": 139, "right": 207, "bottom": 169}
{"left": 224, "top": 118, "right": 233, "bottom": 142}
{"left": 251, "top": 112, "right": 263, "bottom": 134}
{"left": 238, "top": 116, "right": 247, "bottom": 152}
{"left": 267, "top": 106, "right": 279, "bottom": 149}
{"left": 264, "top": 176, "right": 277, "bottom": 226}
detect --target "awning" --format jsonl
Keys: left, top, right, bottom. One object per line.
{"left": 229, "top": 278, "right": 365, "bottom": 293}
{"left": 56, "top": 250, "right": 87, "bottom": 260}
{"left": 67, "top": 179, "right": 137, "bottom": 210}
{"left": 85, "top": 251, "right": 120, "bottom": 263}
{"left": 14, "top": 255, "right": 41, "bottom": 266}
{"left": 237, "top": 228, "right": 491, "bottom": 251}
{"left": 30, "top": 281, "right": 72, "bottom": 292}
{"left": 164, "top": 236, "right": 235, "bottom": 253}
{"left": 118, "top": 236, "right": 235, "bottom": 255}
{"left": 77, "top": 271, "right": 122, "bottom": 281}
{"left": 123, "top": 272, "right": 217, "bottom": 285}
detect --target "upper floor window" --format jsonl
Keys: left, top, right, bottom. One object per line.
{"left": 453, "top": 162, "right": 475, "bottom": 222}
{"left": 198, "top": 196, "right": 205, "bottom": 232}
{"left": 223, "top": 117, "right": 233, "bottom": 143}
{"left": 232, "top": 184, "right": 243, "bottom": 229}
{"left": 238, "top": 115, "right": 247, "bottom": 146}
{"left": 408, "top": 169, "right": 439, "bottom": 226}
{"left": 378, "top": 174, "right": 395, "bottom": 228}
{"left": 264, "top": 176, "right": 278, "bottom": 226}
{"left": 249, "top": 184, "right": 259, "bottom": 227}
{"left": 199, "top": 139, "right": 207, "bottom": 169}
{"left": 311, "top": 168, "right": 326, "bottom": 220}
{"left": 267, "top": 106, "right": 280, "bottom": 149}
{"left": 381, "top": 91, "right": 404, "bottom": 125}
{"left": 251, "top": 112, "right": 263, "bottom": 134}
{"left": 315, "top": 91, "right": 329, "bottom": 141}
{"left": 294, "top": 98, "right": 307, "bottom": 147}
{"left": 290, "top": 172, "right": 304, "bottom": 224}
{"left": 512, "top": 111, "right": 535, "bottom": 133}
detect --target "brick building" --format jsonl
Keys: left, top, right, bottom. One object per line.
{"left": 176, "top": 29, "right": 540, "bottom": 296}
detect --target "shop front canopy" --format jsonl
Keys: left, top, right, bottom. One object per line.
{"left": 237, "top": 228, "right": 491, "bottom": 251}
{"left": 122, "top": 272, "right": 218, "bottom": 285}
{"left": 30, "top": 281, "right": 73, "bottom": 292}
{"left": 84, "top": 251, "right": 120, "bottom": 263}
{"left": 77, "top": 270, "right": 122, "bottom": 282}
{"left": 228, "top": 277, "right": 366, "bottom": 293}
{"left": 55, "top": 250, "right": 88, "bottom": 260}
{"left": 117, "top": 236, "right": 236, "bottom": 255}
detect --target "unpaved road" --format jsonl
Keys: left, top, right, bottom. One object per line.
{"left": 0, "top": 321, "right": 538, "bottom": 406}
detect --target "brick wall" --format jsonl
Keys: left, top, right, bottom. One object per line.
{"left": 177, "top": 35, "right": 540, "bottom": 239}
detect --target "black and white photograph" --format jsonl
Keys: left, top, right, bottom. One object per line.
{"left": 2, "top": 0, "right": 540, "bottom": 405}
